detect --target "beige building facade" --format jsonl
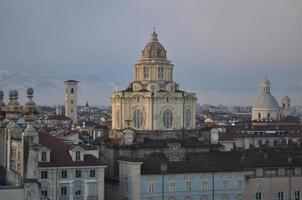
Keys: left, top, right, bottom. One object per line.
{"left": 245, "top": 167, "right": 302, "bottom": 200}
{"left": 111, "top": 31, "right": 197, "bottom": 132}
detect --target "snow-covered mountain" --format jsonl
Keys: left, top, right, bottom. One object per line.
{"left": 0, "top": 69, "right": 124, "bottom": 106}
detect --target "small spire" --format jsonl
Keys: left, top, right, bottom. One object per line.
{"left": 151, "top": 27, "right": 158, "bottom": 41}
{"left": 22, "top": 88, "right": 38, "bottom": 122}
{"left": 27, "top": 87, "right": 34, "bottom": 103}
{"left": 9, "top": 90, "right": 19, "bottom": 105}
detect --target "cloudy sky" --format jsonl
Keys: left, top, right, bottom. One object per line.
{"left": 0, "top": 0, "right": 301, "bottom": 106}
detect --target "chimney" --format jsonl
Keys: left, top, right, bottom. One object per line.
{"left": 160, "top": 162, "right": 168, "bottom": 173}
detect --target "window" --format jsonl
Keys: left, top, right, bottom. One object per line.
{"left": 186, "top": 180, "right": 192, "bottom": 191}
{"left": 41, "top": 171, "right": 48, "bottom": 179}
{"left": 237, "top": 178, "right": 243, "bottom": 189}
{"left": 278, "top": 168, "right": 285, "bottom": 176}
{"left": 254, "top": 192, "right": 264, "bottom": 200}
{"left": 158, "top": 66, "right": 164, "bottom": 80}
{"left": 71, "top": 100, "right": 73, "bottom": 104}
{"left": 90, "top": 170, "right": 96, "bottom": 178}
{"left": 71, "top": 88, "right": 74, "bottom": 94}
{"left": 148, "top": 182, "right": 154, "bottom": 193}
{"left": 169, "top": 145, "right": 178, "bottom": 151}
{"left": 71, "top": 109, "right": 73, "bottom": 113}
{"left": 169, "top": 156, "right": 179, "bottom": 161}
{"left": 201, "top": 179, "right": 208, "bottom": 191}
{"left": 75, "top": 151, "right": 81, "bottom": 161}
{"left": 61, "top": 186, "right": 67, "bottom": 197}
{"left": 258, "top": 113, "right": 261, "bottom": 119}
{"left": 256, "top": 168, "right": 263, "bottom": 177}
{"left": 75, "top": 186, "right": 81, "bottom": 196}
{"left": 277, "top": 192, "right": 287, "bottom": 200}
{"left": 169, "top": 181, "right": 176, "bottom": 192}
{"left": 294, "top": 168, "right": 301, "bottom": 176}
{"left": 124, "top": 177, "right": 129, "bottom": 192}
{"left": 163, "top": 109, "right": 173, "bottom": 129}
{"left": 61, "top": 170, "right": 67, "bottom": 179}
{"left": 41, "top": 187, "right": 48, "bottom": 197}
{"left": 88, "top": 182, "right": 98, "bottom": 197}
{"left": 294, "top": 191, "right": 301, "bottom": 200}
{"left": 143, "top": 67, "right": 149, "bottom": 79}
{"left": 258, "top": 140, "right": 263, "bottom": 146}
{"left": 222, "top": 179, "right": 228, "bottom": 189}
{"left": 133, "top": 110, "right": 143, "bottom": 129}
{"left": 256, "top": 178, "right": 263, "bottom": 189}
{"left": 41, "top": 151, "right": 47, "bottom": 162}
{"left": 267, "top": 113, "right": 270, "bottom": 118}
{"left": 76, "top": 170, "right": 81, "bottom": 178}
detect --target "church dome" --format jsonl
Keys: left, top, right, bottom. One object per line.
{"left": 141, "top": 31, "right": 167, "bottom": 59}
{"left": 253, "top": 94, "right": 280, "bottom": 110}
{"left": 253, "top": 78, "right": 279, "bottom": 110}
{"left": 282, "top": 95, "right": 290, "bottom": 103}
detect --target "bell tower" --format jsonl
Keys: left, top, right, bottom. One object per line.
{"left": 64, "top": 80, "right": 78, "bottom": 124}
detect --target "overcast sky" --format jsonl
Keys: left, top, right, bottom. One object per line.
{"left": 0, "top": 0, "right": 301, "bottom": 106}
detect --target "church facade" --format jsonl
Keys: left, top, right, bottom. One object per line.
{"left": 111, "top": 31, "right": 197, "bottom": 132}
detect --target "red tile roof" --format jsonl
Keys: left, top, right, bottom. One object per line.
{"left": 38, "top": 133, "right": 105, "bottom": 168}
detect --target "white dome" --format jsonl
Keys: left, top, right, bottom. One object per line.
{"left": 282, "top": 95, "right": 290, "bottom": 103}
{"left": 253, "top": 94, "right": 280, "bottom": 110}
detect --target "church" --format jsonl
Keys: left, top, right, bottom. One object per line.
{"left": 252, "top": 78, "right": 293, "bottom": 121}
{"left": 111, "top": 30, "right": 197, "bottom": 135}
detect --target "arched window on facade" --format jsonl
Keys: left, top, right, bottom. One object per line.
{"left": 158, "top": 66, "right": 164, "bottom": 80}
{"left": 133, "top": 110, "right": 143, "bottom": 129}
{"left": 143, "top": 67, "right": 149, "bottom": 79}
{"left": 163, "top": 109, "right": 173, "bottom": 129}
{"left": 71, "top": 88, "right": 74, "bottom": 94}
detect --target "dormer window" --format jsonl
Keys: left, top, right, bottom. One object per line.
{"left": 75, "top": 151, "right": 81, "bottom": 161}
{"left": 39, "top": 148, "right": 50, "bottom": 162}
{"left": 41, "top": 152, "right": 47, "bottom": 162}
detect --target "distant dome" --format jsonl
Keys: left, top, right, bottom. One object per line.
{"left": 252, "top": 78, "right": 281, "bottom": 121}
{"left": 141, "top": 31, "right": 167, "bottom": 59}
{"left": 253, "top": 94, "right": 280, "bottom": 110}
{"left": 282, "top": 95, "right": 290, "bottom": 103}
